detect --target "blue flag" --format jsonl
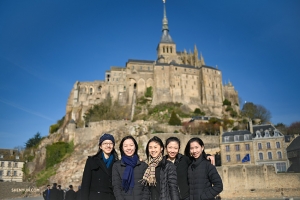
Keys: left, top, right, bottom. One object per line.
{"left": 242, "top": 154, "right": 250, "bottom": 162}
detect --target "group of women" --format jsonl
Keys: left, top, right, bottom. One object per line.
{"left": 81, "top": 133, "right": 223, "bottom": 200}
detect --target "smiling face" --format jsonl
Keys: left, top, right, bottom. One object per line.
{"left": 148, "top": 141, "right": 163, "bottom": 158}
{"left": 166, "top": 141, "right": 179, "bottom": 160}
{"left": 190, "top": 141, "right": 204, "bottom": 159}
{"left": 122, "top": 138, "right": 136, "bottom": 157}
{"left": 100, "top": 139, "right": 114, "bottom": 155}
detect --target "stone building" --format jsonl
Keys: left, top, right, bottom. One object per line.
{"left": 65, "top": 1, "right": 239, "bottom": 123}
{"left": 0, "top": 149, "right": 24, "bottom": 182}
{"left": 287, "top": 135, "right": 300, "bottom": 172}
{"left": 221, "top": 123, "right": 289, "bottom": 172}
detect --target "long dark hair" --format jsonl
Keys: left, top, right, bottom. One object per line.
{"left": 184, "top": 137, "right": 207, "bottom": 159}
{"left": 146, "top": 136, "right": 164, "bottom": 160}
{"left": 119, "top": 135, "right": 139, "bottom": 156}
{"left": 165, "top": 136, "right": 181, "bottom": 149}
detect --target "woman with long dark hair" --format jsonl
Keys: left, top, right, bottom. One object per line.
{"left": 112, "top": 135, "right": 149, "bottom": 200}
{"left": 164, "top": 137, "right": 215, "bottom": 200}
{"left": 141, "top": 136, "right": 179, "bottom": 200}
{"left": 184, "top": 137, "right": 223, "bottom": 200}
{"left": 81, "top": 133, "right": 118, "bottom": 200}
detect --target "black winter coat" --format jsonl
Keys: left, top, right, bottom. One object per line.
{"left": 49, "top": 187, "right": 60, "bottom": 200}
{"left": 81, "top": 151, "right": 118, "bottom": 200}
{"left": 112, "top": 159, "right": 149, "bottom": 200}
{"left": 188, "top": 154, "right": 223, "bottom": 200}
{"left": 171, "top": 154, "right": 191, "bottom": 200}
{"left": 65, "top": 189, "right": 76, "bottom": 200}
{"left": 150, "top": 158, "right": 179, "bottom": 200}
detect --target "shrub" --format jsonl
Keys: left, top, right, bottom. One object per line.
{"left": 25, "top": 132, "right": 43, "bottom": 148}
{"left": 45, "top": 141, "right": 74, "bottom": 169}
{"left": 223, "top": 99, "right": 232, "bottom": 106}
{"left": 225, "top": 106, "right": 233, "bottom": 112}
{"left": 168, "top": 111, "right": 182, "bottom": 126}
{"left": 193, "top": 108, "right": 205, "bottom": 116}
{"left": 230, "top": 110, "right": 238, "bottom": 118}
{"left": 174, "top": 130, "right": 179, "bottom": 133}
{"left": 145, "top": 87, "right": 153, "bottom": 98}
{"left": 49, "top": 116, "right": 65, "bottom": 134}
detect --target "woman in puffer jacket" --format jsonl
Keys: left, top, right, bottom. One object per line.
{"left": 112, "top": 135, "right": 149, "bottom": 200}
{"left": 184, "top": 137, "right": 223, "bottom": 200}
{"left": 141, "top": 136, "right": 179, "bottom": 200}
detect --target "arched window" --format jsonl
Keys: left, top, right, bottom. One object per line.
{"left": 170, "top": 47, "right": 172, "bottom": 53}
{"left": 268, "top": 152, "right": 272, "bottom": 160}
{"left": 89, "top": 88, "right": 93, "bottom": 95}
{"left": 134, "top": 83, "right": 137, "bottom": 89}
{"left": 256, "top": 130, "right": 261, "bottom": 138}
{"left": 98, "top": 86, "right": 102, "bottom": 92}
{"left": 163, "top": 46, "right": 165, "bottom": 53}
{"left": 264, "top": 130, "right": 270, "bottom": 137}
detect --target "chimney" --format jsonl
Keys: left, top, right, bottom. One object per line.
{"left": 249, "top": 120, "right": 253, "bottom": 134}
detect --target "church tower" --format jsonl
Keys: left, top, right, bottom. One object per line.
{"left": 157, "top": 0, "right": 177, "bottom": 63}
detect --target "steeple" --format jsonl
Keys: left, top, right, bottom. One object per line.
{"left": 157, "top": 0, "right": 176, "bottom": 62}
{"left": 160, "top": 0, "right": 174, "bottom": 44}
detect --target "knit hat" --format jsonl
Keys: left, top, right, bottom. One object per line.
{"left": 99, "top": 133, "right": 115, "bottom": 145}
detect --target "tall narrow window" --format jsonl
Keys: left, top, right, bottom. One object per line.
{"left": 259, "top": 152, "right": 263, "bottom": 160}
{"left": 268, "top": 152, "right": 272, "bottom": 160}
{"left": 8, "top": 162, "right": 11, "bottom": 167}
{"left": 266, "top": 142, "right": 271, "bottom": 149}
{"left": 277, "top": 151, "right": 282, "bottom": 159}
{"left": 276, "top": 142, "right": 280, "bottom": 148}
{"left": 258, "top": 143, "right": 262, "bottom": 150}
{"left": 236, "top": 154, "right": 241, "bottom": 161}
{"left": 226, "top": 155, "right": 231, "bottom": 162}
{"left": 13, "top": 171, "right": 17, "bottom": 176}
{"left": 245, "top": 144, "right": 250, "bottom": 151}
{"left": 7, "top": 171, "right": 11, "bottom": 176}
{"left": 14, "top": 162, "right": 18, "bottom": 168}
{"left": 235, "top": 145, "right": 240, "bottom": 151}
{"left": 225, "top": 145, "right": 230, "bottom": 152}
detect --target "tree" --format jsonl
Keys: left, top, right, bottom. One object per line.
{"left": 223, "top": 99, "right": 232, "bottom": 106}
{"left": 241, "top": 102, "right": 271, "bottom": 123}
{"left": 168, "top": 111, "right": 181, "bottom": 126}
{"left": 287, "top": 121, "right": 300, "bottom": 135}
{"left": 25, "top": 132, "right": 43, "bottom": 148}
{"left": 274, "top": 123, "right": 287, "bottom": 135}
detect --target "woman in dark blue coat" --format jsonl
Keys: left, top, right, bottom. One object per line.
{"left": 184, "top": 137, "right": 223, "bottom": 200}
{"left": 81, "top": 133, "right": 119, "bottom": 200}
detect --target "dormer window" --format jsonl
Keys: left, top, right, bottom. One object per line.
{"left": 234, "top": 135, "right": 239, "bottom": 142}
{"left": 224, "top": 136, "right": 230, "bottom": 142}
{"left": 0, "top": 155, "right": 3, "bottom": 159}
{"left": 264, "top": 130, "right": 270, "bottom": 137}
{"left": 16, "top": 156, "right": 19, "bottom": 160}
{"left": 256, "top": 130, "right": 261, "bottom": 138}
{"left": 244, "top": 134, "right": 250, "bottom": 141}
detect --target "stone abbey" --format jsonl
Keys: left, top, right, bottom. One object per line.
{"left": 66, "top": 1, "right": 239, "bottom": 122}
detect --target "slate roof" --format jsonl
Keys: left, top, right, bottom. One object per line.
{"left": 222, "top": 130, "right": 252, "bottom": 137}
{"left": 0, "top": 149, "right": 25, "bottom": 162}
{"left": 160, "top": 30, "right": 174, "bottom": 44}
{"left": 287, "top": 136, "right": 300, "bottom": 152}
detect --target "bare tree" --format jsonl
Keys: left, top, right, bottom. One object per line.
{"left": 287, "top": 121, "right": 300, "bottom": 135}
{"left": 241, "top": 102, "right": 271, "bottom": 123}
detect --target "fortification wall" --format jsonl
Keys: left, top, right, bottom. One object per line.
{"left": 218, "top": 165, "right": 300, "bottom": 199}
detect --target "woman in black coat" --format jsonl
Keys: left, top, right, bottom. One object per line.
{"left": 112, "top": 135, "right": 149, "bottom": 200}
{"left": 164, "top": 137, "right": 215, "bottom": 200}
{"left": 184, "top": 137, "right": 223, "bottom": 200}
{"left": 81, "top": 133, "right": 119, "bottom": 200}
{"left": 141, "top": 136, "right": 179, "bottom": 200}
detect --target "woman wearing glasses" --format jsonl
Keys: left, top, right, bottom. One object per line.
{"left": 81, "top": 133, "right": 119, "bottom": 200}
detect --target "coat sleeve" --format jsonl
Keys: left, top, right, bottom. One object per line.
{"left": 81, "top": 158, "right": 92, "bottom": 200}
{"left": 112, "top": 162, "right": 125, "bottom": 200}
{"left": 200, "top": 163, "right": 223, "bottom": 200}
{"left": 167, "top": 163, "right": 180, "bottom": 200}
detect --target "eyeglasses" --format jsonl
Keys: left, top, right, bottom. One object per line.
{"left": 102, "top": 142, "right": 114, "bottom": 146}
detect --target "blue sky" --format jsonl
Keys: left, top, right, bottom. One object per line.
{"left": 0, "top": 0, "right": 299, "bottom": 149}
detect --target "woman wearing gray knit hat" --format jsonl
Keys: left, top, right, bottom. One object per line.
{"left": 81, "top": 133, "right": 119, "bottom": 200}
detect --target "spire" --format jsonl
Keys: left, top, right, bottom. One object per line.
{"left": 162, "top": 0, "right": 168, "bottom": 31}
{"left": 160, "top": 0, "right": 174, "bottom": 44}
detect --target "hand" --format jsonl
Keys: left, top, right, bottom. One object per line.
{"left": 207, "top": 155, "right": 215, "bottom": 166}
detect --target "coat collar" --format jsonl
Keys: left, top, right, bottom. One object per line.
{"left": 90, "top": 151, "right": 114, "bottom": 175}
{"left": 191, "top": 154, "right": 205, "bottom": 170}
{"left": 120, "top": 157, "right": 141, "bottom": 167}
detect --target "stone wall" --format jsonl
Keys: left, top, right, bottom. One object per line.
{"left": 0, "top": 182, "right": 39, "bottom": 200}
{"left": 218, "top": 164, "right": 300, "bottom": 199}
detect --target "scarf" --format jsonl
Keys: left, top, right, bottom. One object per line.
{"left": 141, "top": 154, "right": 163, "bottom": 186}
{"left": 102, "top": 152, "right": 114, "bottom": 168}
{"left": 121, "top": 154, "right": 138, "bottom": 193}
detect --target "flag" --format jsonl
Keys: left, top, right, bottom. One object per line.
{"left": 242, "top": 154, "right": 250, "bottom": 163}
